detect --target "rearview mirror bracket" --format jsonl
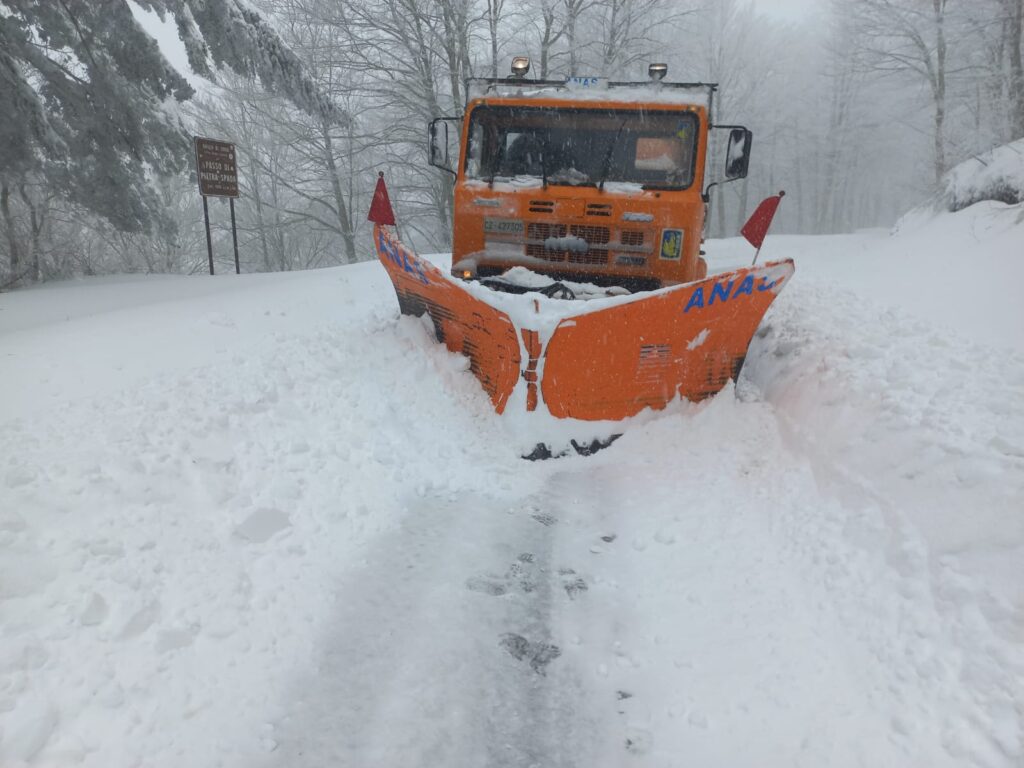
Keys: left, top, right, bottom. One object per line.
{"left": 428, "top": 117, "right": 461, "bottom": 177}
{"left": 703, "top": 124, "right": 753, "bottom": 202}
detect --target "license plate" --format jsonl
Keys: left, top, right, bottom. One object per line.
{"left": 484, "top": 218, "right": 524, "bottom": 235}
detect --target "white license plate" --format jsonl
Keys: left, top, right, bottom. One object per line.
{"left": 484, "top": 218, "right": 524, "bottom": 235}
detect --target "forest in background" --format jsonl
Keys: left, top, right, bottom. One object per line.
{"left": 1, "top": 0, "right": 1022, "bottom": 285}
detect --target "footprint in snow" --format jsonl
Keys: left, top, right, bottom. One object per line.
{"left": 467, "top": 554, "right": 588, "bottom": 599}
{"left": 499, "top": 632, "right": 561, "bottom": 674}
{"left": 465, "top": 576, "right": 509, "bottom": 596}
{"left": 624, "top": 727, "right": 653, "bottom": 755}
{"left": 465, "top": 553, "right": 538, "bottom": 596}
{"left": 558, "top": 568, "right": 588, "bottom": 599}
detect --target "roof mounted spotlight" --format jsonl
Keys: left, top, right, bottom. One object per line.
{"left": 511, "top": 56, "right": 531, "bottom": 78}
{"left": 648, "top": 63, "right": 668, "bottom": 81}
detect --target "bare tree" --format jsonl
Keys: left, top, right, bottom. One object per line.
{"left": 485, "top": 0, "right": 506, "bottom": 77}
{"left": 536, "top": 0, "right": 565, "bottom": 78}
{"left": 593, "top": 0, "right": 684, "bottom": 79}
{"left": 849, "top": 0, "right": 961, "bottom": 184}
{"left": 994, "top": 0, "right": 1024, "bottom": 138}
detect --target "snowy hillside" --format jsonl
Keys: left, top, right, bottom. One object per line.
{"left": 1, "top": 200, "right": 1022, "bottom": 766}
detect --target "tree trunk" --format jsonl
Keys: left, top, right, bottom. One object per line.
{"left": 273, "top": 209, "right": 287, "bottom": 271}
{"left": 268, "top": 170, "right": 287, "bottom": 271}
{"left": 602, "top": 0, "right": 620, "bottom": 76}
{"left": 488, "top": 0, "right": 501, "bottom": 78}
{"left": 716, "top": 184, "right": 726, "bottom": 238}
{"left": 18, "top": 184, "right": 43, "bottom": 281}
{"left": 539, "top": 4, "right": 557, "bottom": 79}
{"left": 321, "top": 121, "right": 356, "bottom": 264}
{"left": 793, "top": 126, "right": 805, "bottom": 234}
{"left": 434, "top": 175, "right": 455, "bottom": 247}
{"left": 0, "top": 181, "right": 21, "bottom": 283}
{"left": 932, "top": 0, "right": 947, "bottom": 185}
{"left": 566, "top": 0, "right": 580, "bottom": 76}
{"left": 249, "top": 158, "right": 273, "bottom": 272}
{"left": 440, "top": 0, "right": 470, "bottom": 109}
{"left": 1008, "top": 0, "right": 1024, "bottom": 138}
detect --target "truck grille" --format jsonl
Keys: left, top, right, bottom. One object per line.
{"left": 571, "top": 225, "right": 610, "bottom": 244}
{"left": 526, "top": 222, "right": 566, "bottom": 241}
{"left": 525, "top": 223, "right": 610, "bottom": 266}
{"left": 621, "top": 230, "right": 645, "bottom": 246}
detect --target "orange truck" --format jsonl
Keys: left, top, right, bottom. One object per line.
{"left": 371, "top": 58, "right": 793, "bottom": 449}
{"left": 430, "top": 60, "right": 755, "bottom": 291}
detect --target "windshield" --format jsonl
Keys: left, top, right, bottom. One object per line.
{"left": 464, "top": 105, "right": 698, "bottom": 189}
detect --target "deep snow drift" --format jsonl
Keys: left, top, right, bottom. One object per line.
{"left": 1, "top": 199, "right": 1022, "bottom": 766}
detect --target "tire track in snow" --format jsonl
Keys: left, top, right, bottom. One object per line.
{"left": 258, "top": 489, "right": 597, "bottom": 768}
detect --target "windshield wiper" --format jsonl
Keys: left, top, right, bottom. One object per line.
{"left": 598, "top": 118, "right": 629, "bottom": 192}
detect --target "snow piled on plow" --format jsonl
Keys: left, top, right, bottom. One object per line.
{"left": 1, "top": 197, "right": 1022, "bottom": 766}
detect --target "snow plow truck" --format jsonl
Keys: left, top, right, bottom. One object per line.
{"left": 370, "top": 59, "right": 793, "bottom": 451}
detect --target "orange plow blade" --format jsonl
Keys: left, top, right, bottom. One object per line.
{"left": 374, "top": 225, "right": 794, "bottom": 422}
{"left": 373, "top": 225, "right": 521, "bottom": 413}
{"left": 541, "top": 260, "right": 794, "bottom": 420}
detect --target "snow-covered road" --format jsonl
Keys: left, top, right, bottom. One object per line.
{"left": 1, "top": 203, "right": 1022, "bottom": 766}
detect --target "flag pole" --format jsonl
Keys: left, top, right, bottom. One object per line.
{"left": 746, "top": 190, "right": 785, "bottom": 267}
{"left": 368, "top": 171, "right": 401, "bottom": 240}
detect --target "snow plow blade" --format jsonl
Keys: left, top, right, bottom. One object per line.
{"left": 374, "top": 224, "right": 793, "bottom": 422}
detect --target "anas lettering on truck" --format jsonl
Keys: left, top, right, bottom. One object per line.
{"left": 378, "top": 229, "right": 430, "bottom": 286}
{"left": 683, "top": 274, "right": 782, "bottom": 313}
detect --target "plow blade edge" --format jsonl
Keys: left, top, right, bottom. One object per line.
{"left": 374, "top": 225, "right": 794, "bottom": 422}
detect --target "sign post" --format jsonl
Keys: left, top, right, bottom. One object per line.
{"left": 194, "top": 137, "right": 241, "bottom": 275}
{"left": 229, "top": 199, "right": 240, "bottom": 274}
{"left": 202, "top": 196, "right": 214, "bottom": 275}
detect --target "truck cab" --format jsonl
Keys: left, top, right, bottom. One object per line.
{"left": 429, "top": 61, "right": 752, "bottom": 291}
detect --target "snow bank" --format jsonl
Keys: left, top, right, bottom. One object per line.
{"left": 744, "top": 275, "right": 1024, "bottom": 621}
{"left": 896, "top": 137, "right": 1024, "bottom": 230}
{"left": 704, "top": 210, "right": 1024, "bottom": 759}
{"left": 707, "top": 203, "right": 1024, "bottom": 569}
{"left": 943, "top": 138, "right": 1024, "bottom": 212}
{"left": 722, "top": 199, "right": 1023, "bottom": 354}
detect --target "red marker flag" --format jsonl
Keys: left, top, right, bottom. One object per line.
{"left": 368, "top": 171, "right": 396, "bottom": 226}
{"left": 741, "top": 190, "right": 785, "bottom": 251}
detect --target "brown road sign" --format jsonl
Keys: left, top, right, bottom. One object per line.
{"left": 194, "top": 136, "right": 239, "bottom": 198}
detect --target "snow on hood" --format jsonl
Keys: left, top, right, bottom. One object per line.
{"left": 471, "top": 83, "right": 710, "bottom": 108}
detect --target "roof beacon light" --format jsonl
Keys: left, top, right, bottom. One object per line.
{"left": 648, "top": 63, "right": 668, "bottom": 81}
{"left": 511, "top": 56, "right": 531, "bottom": 78}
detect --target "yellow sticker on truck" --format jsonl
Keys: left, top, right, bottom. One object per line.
{"left": 660, "top": 229, "right": 683, "bottom": 260}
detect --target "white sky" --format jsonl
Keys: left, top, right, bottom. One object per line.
{"left": 751, "top": 0, "right": 820, "bottom": 22}
{"left": 129, "top": 0, "right": 820, "bottom": 90}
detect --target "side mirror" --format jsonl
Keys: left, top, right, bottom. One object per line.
{"left": 724, "top": 128, "right": 752, "bottom": 179}
{"left": 428, "top": 118, "right": 456, "bottom": 175}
